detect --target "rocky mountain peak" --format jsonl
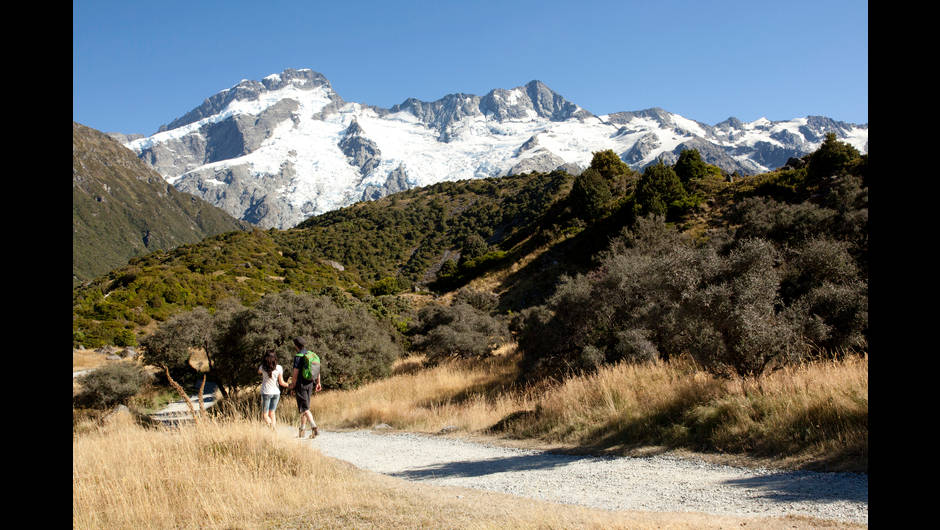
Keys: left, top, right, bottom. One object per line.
{"left": 260, "top": 68, "right": 330, "bottom": 91}
{"left": 158, "top": 68, "right": 333, "bottom": 133}
{"left": 714, "top": 117, "right": 745, "bottom": 130}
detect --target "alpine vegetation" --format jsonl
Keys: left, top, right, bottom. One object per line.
{"left": 518, "top": 134, "right": 867, "bottom": 379}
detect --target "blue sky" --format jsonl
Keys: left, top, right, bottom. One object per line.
{"left": 74, "top": 0, "right": 867, "bottom": 136}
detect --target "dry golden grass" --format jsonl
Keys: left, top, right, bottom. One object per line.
{"left": 311, "top": 347, "right": 534, "bottom": 434}
{"left": 73, "top": 349, "right": 111, "bottom": 372}
{"left": 73, "top": 346, "right": 866, "bottom": 528}
{"left": 309, "top": 348, "right": 868, "bottom": 471}
{"left": 518, "top": 354, "right": 868, "bottom": 471}
{"left": 73, "top": 417, "right": 859, "bottom": 529}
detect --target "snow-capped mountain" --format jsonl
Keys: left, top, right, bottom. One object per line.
{"left": 122, "top": 68, "right": 868, "bottom": 229}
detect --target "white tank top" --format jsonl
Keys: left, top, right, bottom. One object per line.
{"left": 260, "top": 364, "right": 283, "bottom": 395}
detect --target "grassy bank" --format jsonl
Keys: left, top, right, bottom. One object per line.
{"left": 308, "top": 346, "right": 867, "bottom": 472}
{"left": 73, "top": 415, "right": 858, "bottom": 529}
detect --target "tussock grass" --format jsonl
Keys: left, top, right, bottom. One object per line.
{"left": 515, "top": 354, "right": 868, "bottom": 471}
{"left": 310, "top": 347, "right": 534, "bottom": 433}
{"left": 73, "top": 417, "right": 844, "bottom": 529}
{"left": 308, "top": 347, "right": 867, "bottom": 471}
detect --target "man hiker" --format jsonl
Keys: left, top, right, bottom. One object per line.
{"left": 287, "top": 336, "right": 322, "bottom": 438}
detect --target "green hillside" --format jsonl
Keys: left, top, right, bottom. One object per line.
{"left": 73, "top": 135, "right": 867, "bottom": 371}
{"left": 73, "top": 122, "right": 251, "bottom": 286}
{"left": 72, "top": 169, "right": 572, "bottom": 348}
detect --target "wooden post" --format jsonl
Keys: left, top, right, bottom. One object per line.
{"left": 198, "top": 373, "right": 207, "bottom": 415}
{"left": 164, "top": 365, "right": 199, "bottom": 425}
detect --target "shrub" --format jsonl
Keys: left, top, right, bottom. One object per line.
{"left": 459, "top": 234, "right": 489, "bottom": 264}
{"left": 438, "top": 259, "right": 458, "bottom": 279}
{"left": 370, "top": 277, "right": 403, "bottom": 296}
{"left": 786, "top": 281, "right": 868, "bottom": 355}
{"left": 588, "top": 149, "right": 631, "bottom": 180}
{"left": 113, "top": 328, "right": 137, "bottom": 347}
{"left": 75, "top": 362, "right": 152, "bottom": 409}
{"left": 518, "top": 217, "right": 805, "bottom": 379}
{"left": 409, "top": 301, "right": 510, "bottom": 364}
{"left": 454, "top": 288, "right": 500, "bottom": 313}
{"left": 729, "top": 196, "right": 835, "bottom": 246}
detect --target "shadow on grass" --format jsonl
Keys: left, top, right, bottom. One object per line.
{"left": 486, "top": 397, "right": 868, "bottom": 474}
{"left": 412, "top": 361, "right": 522, "bottom": 410}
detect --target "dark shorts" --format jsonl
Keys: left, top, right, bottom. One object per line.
{"left": 294, "top": 380, "right": 314, "bottom": 412}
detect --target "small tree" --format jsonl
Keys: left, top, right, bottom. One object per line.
{"left": 140, "top": 306, "right": 217, "bottom": 418}
{"left": 410, "top": 301, "right": 510, "bottom": 364}
{"left": 569, "top": 168, "right": 612, "bottom": 220}
{"left": 438, "top": 259, "right": 458, "bottom": 279}
{"left": 370, "top": 276, "right": 402, "bottom": 296}
{"left": 635, "top": 159, "right": 687, "bottom": 218}
{"left": 588, "top": 149, "right": 636, "bottom": 196}
{"left": 588, "top": 149, "right": 630, "bottom": 180}
{"left": 459, "top": 234, "right": 489, "bottom": 265}
{"left": 806, "top": 132, "right": 861, "bottom": 186}
{"left": 673, "top": 148, "right": 709, "bottom": 185}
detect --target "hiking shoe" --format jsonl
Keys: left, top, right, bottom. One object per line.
{"left": 297, "top": 426, "right": 305, "bottom": 438}
{"left": 310, "top": 426, "right": 319, "bottom": 438}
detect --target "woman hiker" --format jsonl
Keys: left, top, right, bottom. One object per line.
{"left": 287, "top": 336, "right": 322, "bottom": 438}
{"left": 258, "top": 350, "right": 289, "bottom": 429}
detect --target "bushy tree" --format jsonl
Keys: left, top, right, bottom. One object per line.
{"left": 673, "top": 148, "right": 710, "bottom": 185}
{"left": 459, "top": 234, "right": 489, "bottom": 265}
{"left": 225, "top": 291, "right": 403, "bottom": 391}
{"left": 142, "top": 291, "right": 403, "bottom": 394}
{"left": 589, "top": 149, "right": 630, "bottom": 180}
{"left": 588, "top": 149, "right": 637, "bottom": 197}
{"left": 437, "top": 259, "right": 458, "bottom": 279}
{"left": 805, "top": 132, "right": 861, "bottom": 185}
{"left": 409, "top": 301, "right": 510, "bottom": 364}
{"left": 635, "top": 160, "right": 687, "bottom": 218}
{"left": 371, "top": 276, "right": 403, "bottom": 296}
{"left": 569, "top": 168, "right": 612, "bottom": 220}
{"left": 140, "top": 306, "right": 214, "bottom": 382}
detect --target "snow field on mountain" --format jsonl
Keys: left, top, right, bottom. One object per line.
{"left": 124, "top": 69, "right": 868, "bottom": 228}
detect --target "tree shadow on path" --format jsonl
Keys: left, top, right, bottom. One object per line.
{"left": 389, "top": 452, "right": 597, "bottom": 480}
{"left": 722, "top": 471, "right": 868, "bottom": 503}
{"left": 388, "top": 450, "right": 868, "bottom": 506}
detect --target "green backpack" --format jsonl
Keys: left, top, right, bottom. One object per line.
{"left": 296, "top": 350, "right": 321, "bottom": 382}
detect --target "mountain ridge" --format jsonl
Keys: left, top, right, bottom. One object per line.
{"left": 119, "top": 68, "right": 868, "bottom": 229}
{"left": 73, "top": 122, "right": 251, "bottom": 286}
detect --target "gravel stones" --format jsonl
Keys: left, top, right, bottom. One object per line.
{"left": 309, "top": 430, "right": 868, "bottom": 525}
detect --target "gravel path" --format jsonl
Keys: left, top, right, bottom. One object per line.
{"left": 300, "top": 429, "right": 867, "bottom": 526}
